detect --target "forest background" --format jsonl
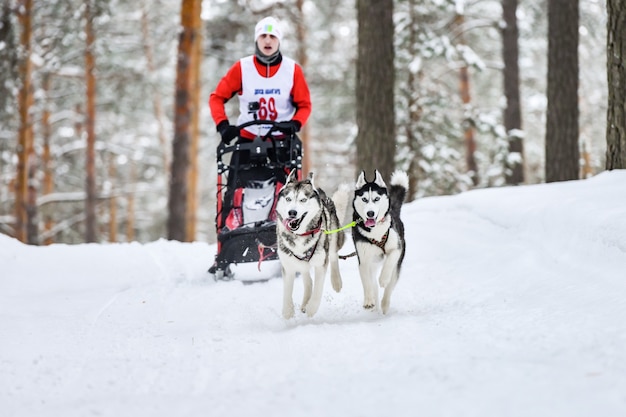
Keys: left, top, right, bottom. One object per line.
{"left": 0, "top": 0, "right": 611, "bottom": 245}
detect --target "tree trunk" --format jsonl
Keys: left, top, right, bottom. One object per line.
{"left": 168, "top": 0, "right": 201, "bottom": 241}
{"left": 26, "top": 139, "right": 38, "bottom": 244}
{"left": 545, "top": 0, "right": 579, "bottom": 183}
{"left": 406, "top": 0, "right": 421, "bottom": 202}
{"left": 502, "top": 0, "right": 524, "bottom": 185}
{"left": 140, "top": 2, "right": 170, "bottom": 171}
{"left": 186, "top": 0, "right": 202, "bottom": 242}
{"left": 42, "top": 74, "right": 54, "bottom": 245}
{"left": 84, "top": 0, "right": 98, "bottom": 242}
{"left": 0, "top": 2, "right": 18, "bottom": 123}
{"left": 15, "top": 0, "right": 35, "bottom": 244}
{"left": 456, "top": 13, "right": 479, "bottom": 186}
{"left": 356, "top": 0, "right": 396, "bottom": 180}
{"left": 108, "top": 154, "right": 117, "bottom": 243}
{"left": 295, "top": 0, "right": 311, "bottom": 176}
{"left": 606, "top": 0, "right": 626, "bottom": 170}
{"left": 127, "top": 162, "right": 136, "bottom": 242}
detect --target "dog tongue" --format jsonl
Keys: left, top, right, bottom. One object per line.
{"left": 365, "top": 218, "right": 376, "bottom": 227}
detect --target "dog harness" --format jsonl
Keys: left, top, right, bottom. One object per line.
{"left": 367, "top": 229, "right": 389, "bottom": 253}
{"left": 357, "top": 215, "right": 391, "bottom": 254}
{"left": 335, "top": 217, "right": 390, "bottom": 259}
{"left": 289, "top": 238, "right": 320, "bottom": 262}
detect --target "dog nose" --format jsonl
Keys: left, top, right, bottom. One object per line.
{"left": 367, "top": 210, "right": 375, "bottom": 218}
{"left": 288, "top": 209, "right": 297, "bottom": 217}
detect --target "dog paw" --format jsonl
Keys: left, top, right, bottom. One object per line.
{"left": 306, "top": 307, "right": 319, "bottom": 317}
{"left": 283, "top": 304, "right": 295, "bottom": 319}
{"left": 363, "top": 293, "right": 377, "bottom": 309}
{"left": 304, "top": 300, "right": 320, "bottom": 317}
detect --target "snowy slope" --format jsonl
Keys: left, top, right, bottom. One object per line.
{"left": 1, "top": 171, "right": 626, "bottom": 417}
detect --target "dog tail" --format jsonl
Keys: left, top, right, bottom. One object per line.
{"left": 389, "top": 170, "right": 409, "bottom": 213}
{"left": 331, "top": 183, "right": 352, "bottom": 226}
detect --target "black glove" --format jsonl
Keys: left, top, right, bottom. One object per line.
{"left": 217, "top": 121, "right": 239, "bottom": 144}
{"left": 275, "top": 120, "right": 301, "bottom": 135}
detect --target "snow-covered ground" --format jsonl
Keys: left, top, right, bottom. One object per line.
{"left": 2, "top": 171, "right": 626, "bottom": 417}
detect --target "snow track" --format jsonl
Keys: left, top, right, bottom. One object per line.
{"left": 1, "top": 171, "right": 626, "bottom": 417}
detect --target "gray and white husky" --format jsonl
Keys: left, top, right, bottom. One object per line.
{"left": 275, "top": 171, "right": 348, "bottom": 319}
{"left": 352, "top": 170, "right": 408, "bottom": 314}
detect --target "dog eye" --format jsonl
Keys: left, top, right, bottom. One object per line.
{"left": 362, "top": 197, "right": 368, "bottom": 203}
{"left": 374, "top": 197, "right": 380, "bottom": 202}
{"left": 300, "top": 198, "right": 307, "bottom": 203}
{"left": 286, "top": 197, "right": 292, "bottom": 202}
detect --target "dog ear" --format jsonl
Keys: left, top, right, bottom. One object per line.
{"left": 286, "top": 169, "right": 297, "bottom": 184}
{"left": 374, "top": 170, "right": 386, "bottom": 187}
{"left": 307, "top": 171, "right": 318, "bottom": 192}
{"left": 280, "top": 169, "right": 296, "bottom": 193}
{"left": 356, "top": 170, "right": 367, "bottom": 188}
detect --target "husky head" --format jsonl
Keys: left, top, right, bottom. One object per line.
{"left": 276, "top": 171, "right": 322, "bottom": 233}
{"left": 354, "top": 170, "right": 389, "bottom": 228}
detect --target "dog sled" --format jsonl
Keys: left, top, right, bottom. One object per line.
{"left": 208, "top": 117, "right": 303, "bottom": 282}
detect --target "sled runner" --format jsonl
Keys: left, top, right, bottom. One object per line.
{"left": 208, "top": 117, "right": 303, "bottom": 282}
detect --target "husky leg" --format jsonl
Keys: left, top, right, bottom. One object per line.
{"left": 381, "top": 270, "right": 398, "bottom": 314}
{"left": 330, "top": 257, "right": 342, "bottom": 293}
{"left": 379, "top": 249, "right": 401, "bottom": 288}
{"left": 358, "top": 260, "right": 377, "bottom": 309}
{"left": 329, "top": 239, "right": 342, "bottom": 292}
{"left": 282, "top": 268, "right": 296, "bottom": 319}
{"left": 301, "top": 271, "right": 313, "bottom": 312}
{"left": 305, "top": 265, "right": 327, "bottom": 317}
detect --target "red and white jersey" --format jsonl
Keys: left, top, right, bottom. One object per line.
{"left": 209, "top": 54, "right": 311, "bottom": 140}
{"left": 237, "top": 55, "right": 296, "bottom": 137}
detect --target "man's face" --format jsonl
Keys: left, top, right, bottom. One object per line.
{"left": 256, "top": 34, "right": 279, "bottom": 57}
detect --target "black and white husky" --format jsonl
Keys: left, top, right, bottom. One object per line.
{"left": 352, "top": 170, "right": 408, "bottom": 314}
{"left": 275, "top": 171, "right": 348, "bottom": 319}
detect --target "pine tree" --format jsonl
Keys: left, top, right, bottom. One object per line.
{"left": 545, "top": 0, "right": 579, "bottom": 182}
{"left": 16, "top": 0, "right": 37, "bottom": 244}
{"left": 606, "top": 0, "right": 626, "bottom": 169}
{"left": 355, "top": 0, "right": 395, "bottom": 180}
{"left": 168, "top": 0, "right": 202, "bottom": 241}
{"left": 84, "top": 0, "right": 98, "bottom": 243}
{"left": 502, "top": 0, "right": 524, "bottom": 185}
